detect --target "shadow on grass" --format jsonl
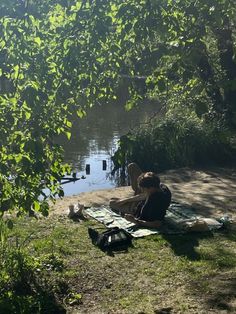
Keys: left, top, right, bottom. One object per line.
{"left": 221, "top": 229, "right": 236, "bottom": 242}
{"left": 163, "top": 232, "right": 214, "bottom": 261}
{"left": 166, "top": 230, "right": 236, "bottom": 312}
{"left": 191, "top": 269, "right": 236, "bottom": 313}
{"left": 206, "top": 273, "right": 236, "bottom": 312}
{"left": 105, "top": 243, "right": 135, "bottom": 257}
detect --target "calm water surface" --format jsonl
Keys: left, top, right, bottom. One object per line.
{"left": 59, "top": 102, "right": 158, "bottom": 195}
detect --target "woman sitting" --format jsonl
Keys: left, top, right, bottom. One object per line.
{"left": 109, "top": 163, "right": 171, "bottom": 228}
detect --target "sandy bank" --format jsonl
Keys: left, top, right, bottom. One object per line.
{"left": 51, "top": 167, "right": 236, "bottom": 219}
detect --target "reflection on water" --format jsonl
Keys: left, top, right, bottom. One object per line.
{"left": 58, "top": 101, "right": 159, "bottom": 195}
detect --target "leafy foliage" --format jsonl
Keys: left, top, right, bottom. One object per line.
{"left": 108, "top": 0, "right": 236, "bottom": 170}
{"left": 1, "top": 0, "right": 236, "bottom": 214}
{"left": 0, "top": 0, "right": 119, "bottom": 215}
{"left": 110, "top": 0, "right": 236, "bottom": 127}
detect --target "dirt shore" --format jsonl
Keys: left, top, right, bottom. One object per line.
{"left": 51, "top": 167, "right": 236, "bottom": 219}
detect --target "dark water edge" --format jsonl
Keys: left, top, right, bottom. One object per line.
{"left": 58, "top": 101, "right": 159, "bottom": 196}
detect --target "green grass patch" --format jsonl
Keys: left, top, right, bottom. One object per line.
{"left": 0, "top": 216, "right": 236, "bottom": 313}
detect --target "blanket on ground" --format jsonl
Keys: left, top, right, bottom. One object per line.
{"left": 85, "top": 202, "right": 223, "bottom": 238}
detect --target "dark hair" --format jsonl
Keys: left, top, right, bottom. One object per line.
{"left": 137, "top": 172, "right": 160, "bottom": 189}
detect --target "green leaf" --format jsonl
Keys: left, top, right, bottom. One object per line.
{"left": 65, "top": 131, "right": 71, "bottom": 140}
{"left": 33, "top": 201, "right": 40, "bottom": 211}
{"left": 12, "top": 65, "right": 20, "bottom": 80}
{"left": 34, "top": 37, "right": 42, "bottom": 46}
{"left": 77, "top": 109, "right": 86, "bottom": 118}
{"left": 125, "top": 100, "right": 134, "bottom": 111}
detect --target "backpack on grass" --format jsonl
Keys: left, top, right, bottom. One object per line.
{"left": 88, "top": 227, "right": 133, "bottom": 251}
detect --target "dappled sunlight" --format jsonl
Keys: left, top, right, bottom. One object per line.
{"left": 162, "top": 167, "right": 236, "bottom": 218}
{"left": 189, "top": 268, "right": 236, "bottom": 313}
{"left": 206, "top": 273, "right": 236, "bottom": 312}
{"left": 52, "top": 167, "right": 236, "bottom": 226}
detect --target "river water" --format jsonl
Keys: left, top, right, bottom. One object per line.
{"left": 59, "top": 101, "right": 158, "bottom": 196}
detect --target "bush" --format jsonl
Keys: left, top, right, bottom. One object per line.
{"left": 112, "top": 111, "right": 235, "bottom": 172}
{"left": 0, "top": 219, "right": 66, "bottom": 313}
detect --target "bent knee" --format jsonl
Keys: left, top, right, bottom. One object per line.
{"left": 109, "top": 199, "right": 120, "bottom": 209}
{"left": 127, "top": 162, "right": 142, "bottom": 173}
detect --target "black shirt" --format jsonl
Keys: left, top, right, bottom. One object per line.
{"left": 135, "top": 184, "right": 171, "bottom": 222}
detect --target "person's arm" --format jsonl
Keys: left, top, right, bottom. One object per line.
{"left": 124, "top": 214, "right": 162, "bottom": 228}
{"left": 136, "top": 219, "right": 162, "bottom": 228}
{"left": 115, "top": 193, "right": 145, "bottom": 205}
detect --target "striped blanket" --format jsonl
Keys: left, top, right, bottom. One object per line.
{"left": 85, "top": 202, "right": 222, "bottom": 238}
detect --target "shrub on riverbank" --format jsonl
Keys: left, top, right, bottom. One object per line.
{"left": 112, "top": 110, "right": 235, "bottom": 172}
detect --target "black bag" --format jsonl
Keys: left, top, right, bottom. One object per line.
{"left": 88, "top": 227, "right": 133, "bottom": 251}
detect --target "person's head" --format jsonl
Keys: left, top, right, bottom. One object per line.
{"left": 137, "top": 172, "right": 160, "bottom": 192}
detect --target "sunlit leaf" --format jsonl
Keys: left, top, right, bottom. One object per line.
{"left": 34, "top": 37, "right": 42, "bottom": 46}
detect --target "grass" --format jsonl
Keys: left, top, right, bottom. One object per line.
{"left": 0, "top": 214, "right": 236, "bottom": 313}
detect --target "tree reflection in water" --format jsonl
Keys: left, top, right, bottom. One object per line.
{"left": 57, "top": 101, "right": 159, "bottom": 195}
